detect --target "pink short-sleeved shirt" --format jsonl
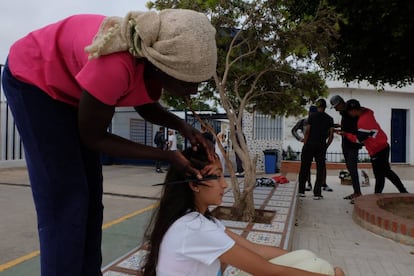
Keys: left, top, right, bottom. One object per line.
{"left": 8, "top": 14, "right": 161, "bottom": 107}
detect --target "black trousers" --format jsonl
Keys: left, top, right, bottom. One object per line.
{"left": 342, "top": 146, "right": 361, "bottom": 194}
{"left": 371, "top": 146, "right": 408, "bottom": 193}
{"left": 298, "top": 143, "right": 326, "bottom": 196}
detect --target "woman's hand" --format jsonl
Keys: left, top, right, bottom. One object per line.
{"left": 334, "top": 267, "right": 345, "bottom": 276}
{"left": 179, "top": 123, "right": 215, "bottom": 161}
{"left": 168, "top": 150, "right": 203, "bottom": 179}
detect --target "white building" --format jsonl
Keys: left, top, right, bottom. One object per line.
{"left": 245, "top": 80, "right": 414, "bottom": 172}
{"left": 283, "top": 81, "right": 414, "bottom": 165}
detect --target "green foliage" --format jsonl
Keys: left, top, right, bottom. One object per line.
{"left": 161, "top": 93, "right": 218, "bottom": 112}
{"left": 148, "top": 0, "right": 336, "bottom": 116}
{"left": 286, "top": 0, "right": 414, "bottom": 87}
{"left": 329, "top": 0, "right": 414, "bottom": 87}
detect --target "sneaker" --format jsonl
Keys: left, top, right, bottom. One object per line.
{"left": 343, "top": 193, "right": 354, "bottom": 200}
{"left": 313, "top": 195, "right": 324, "bottom": 200}
{"left": 156, "top": 169, "right": 164, "bottom": 173}
{"left": 305, "top": 184, "right": 312, "bottom": 191}
{"left": 322, "top": 185, "right": 333, "bottom": 192}
{"left": 344, "top": 192, "right": 362, "bottom": 200}
{"left": 297, "top": 193, "right": 306, "bottom": 198}
{"left": 235, "top": 171, "right": 244, "bottom": 176}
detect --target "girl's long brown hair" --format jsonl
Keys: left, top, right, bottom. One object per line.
{"left": 142, "top": 147, "right": 213, "bottom": 276}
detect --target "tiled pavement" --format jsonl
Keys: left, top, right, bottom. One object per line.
{"left": 102, "top": 180, "right": 299, "bottom": 275}
{"left": 292, "top": 175, "right": 414, "bottom": 276}
{"left": 102, "top": 173, "right": 414, "bottom": 276}
{"left": 2, "top": 165, "right": 414, "bottom": 276}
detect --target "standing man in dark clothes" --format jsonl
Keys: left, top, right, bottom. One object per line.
{"left": 154, "top": 127, "right": 166, "bottom": 173}
{"left": 291, "top": 106, "right": 317, "bottom": 191}
{"left": 330, "top": 95, "right": 362, "bottom": 202}
{"left": 339, "top": 99, "right": 408, "bottom": 195}
{"left": 292, "top": 105, "right": 333, "bottom": 192}
{"left": 298, "top": 99, "right": 334, "bottom": 199}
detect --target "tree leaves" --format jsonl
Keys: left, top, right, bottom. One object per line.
{"left": 149, "top": 0, "right": 334, "bottom": 115}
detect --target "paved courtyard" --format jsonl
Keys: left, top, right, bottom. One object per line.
{"left": 292, "top": 175, "right": 414, "bottom": 276}
{"left": 0, "top": 164, "right": 413, "bottom": 275}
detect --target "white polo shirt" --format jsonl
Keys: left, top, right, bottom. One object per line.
{"left": 156, "top": 212, "right": 235, "bottom": 276}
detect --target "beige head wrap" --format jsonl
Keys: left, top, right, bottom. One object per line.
{"left": 85, "top": 9, "right": 217, "bottom": 83}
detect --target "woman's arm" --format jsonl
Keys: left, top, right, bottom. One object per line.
{"left": 134, "top": 102, "right": 186, "bottom": 131}
{"left": 135, "top": 102, "right": 215, "bottom": 161}
{"left": 78, "top": 91, "right": 203, "bottom": 176}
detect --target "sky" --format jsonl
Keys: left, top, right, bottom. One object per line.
{"left": 0, "top": 0, "right": 149, "bottom": 63}
{"left": 1, "top": 0, "right": 413, "bottom": 92}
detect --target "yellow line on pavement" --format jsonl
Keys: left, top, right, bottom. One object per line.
{"left": 102, "top": 203, "right": 158, "bottom": 229}
{"left": 0, "top": 203, "right": 158, "bottom": 272}
{"left": 0, "top": 250, "right": 40, "bottom": 272}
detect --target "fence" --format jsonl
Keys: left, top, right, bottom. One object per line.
{"left": 282, "top": 149, "right": 371, "bottom": 163}
{"left": 0, "top": 64, "right": 25, "bottom": 167}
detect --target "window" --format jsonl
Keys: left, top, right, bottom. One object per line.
{"left": 253, "top": 112, "right": 283, "bottom": 140}
{"left": 130, "top": 118, "right": 153, "bottom": 146}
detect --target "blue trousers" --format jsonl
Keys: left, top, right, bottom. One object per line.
{"left": 2, "top": 61, "right": 103, "bottom": 276}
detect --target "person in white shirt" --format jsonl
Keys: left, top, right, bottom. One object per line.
{"left": 215, "top": 132, "right": 227, "bottom": 171}
{"left": 167, "top": 130, "right": 177, "bottom": 151}
{"left": 142, "top": 147, "right": 345, "bottom": 276}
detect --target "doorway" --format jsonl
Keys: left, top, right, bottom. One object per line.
{"left": 391, "top": 109, "right": 407, "bottom": 163}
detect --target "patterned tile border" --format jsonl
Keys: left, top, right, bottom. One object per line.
{"left": 102, "top": 179, "right": 299, "bottom": 275}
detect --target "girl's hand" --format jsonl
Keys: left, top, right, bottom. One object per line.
{"left": 180, "top": 124, "right": 215, "bottom": 161}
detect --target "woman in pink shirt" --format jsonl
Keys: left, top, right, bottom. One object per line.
{"left": 2, "top": 9, "right": 217, "bottom": 276}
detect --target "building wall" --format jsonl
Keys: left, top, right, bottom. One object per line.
{"left": 242, "top": 112, "right": 283, "bottom": 172}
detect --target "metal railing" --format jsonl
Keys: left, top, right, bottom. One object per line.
{"left": 0, "top": 63, "right": 25, "bottom": 166}
{"left": 282, "top": 150, "right": 371, "bottom": 163}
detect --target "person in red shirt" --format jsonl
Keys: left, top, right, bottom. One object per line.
{"left": 337, "top": 99, "right": 408, "bottom": 195}
{"left": 2, "top": 9, "right": 217, "bottom": 276}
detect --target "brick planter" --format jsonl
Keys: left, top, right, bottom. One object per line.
{"left": 353, "top": 193, "right": 414, "bottom": 245}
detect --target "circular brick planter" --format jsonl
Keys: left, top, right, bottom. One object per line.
{"left": 353, "top": 193, "right": 414, "bottom": 245}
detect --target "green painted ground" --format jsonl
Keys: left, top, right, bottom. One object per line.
{"left": 0, "top": 210, "right": 153, "bottom": 276}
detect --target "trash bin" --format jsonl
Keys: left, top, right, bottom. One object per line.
{"left": 263, "top": 149, "right": 279, "bottom": 174}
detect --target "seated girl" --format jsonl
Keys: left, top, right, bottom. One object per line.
{"left": 142, "top": 147, "right": 345, "bottom": 276}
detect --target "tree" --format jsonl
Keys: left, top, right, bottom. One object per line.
{"left": 148, "top": 0, "right": 337, "bottom": 221}
{"left": 286, "top": 0, "right": 414, "bottom": 87}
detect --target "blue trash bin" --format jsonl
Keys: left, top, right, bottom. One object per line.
{"left": 263, "top": 149, "right": 279, "bottom": 174}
